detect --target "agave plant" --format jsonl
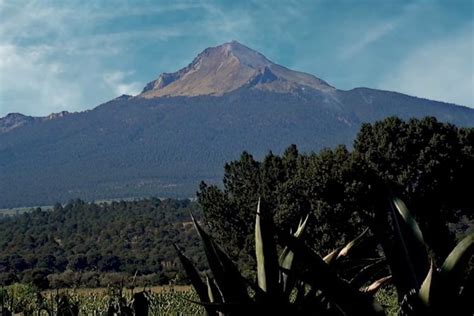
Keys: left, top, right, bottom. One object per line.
{"left": 378, "top": 197, "right": 473, "bottom": 316}
{"left": 174, "top": 199, "right": 390, "bottom": 315}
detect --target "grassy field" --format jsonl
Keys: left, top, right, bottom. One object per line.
{"left": 1, "top": 284, "right": 203, "bottom": 315}
{"left": 42, "top": 285, "right": 192, "bottom": 295}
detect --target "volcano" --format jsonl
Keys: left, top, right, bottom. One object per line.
{"left": 1, "top": 41, "right": 473, "bottom": 208}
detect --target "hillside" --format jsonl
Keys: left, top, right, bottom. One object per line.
{"left": 1, "top": 41, "right": 473, "bottom": 208}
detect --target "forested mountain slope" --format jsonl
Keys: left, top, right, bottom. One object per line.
{"left": 1, "top": 41, "right": 473, "bottom": 208}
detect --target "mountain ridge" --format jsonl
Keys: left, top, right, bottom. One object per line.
{"left": 0, "top": 111, "right": 70, "bottom": 134}
{"left": 1, "top": 41, "right": 471, "bottom": 130}
{"left": 1, "top": 41, "right": 473, "bottom": 208}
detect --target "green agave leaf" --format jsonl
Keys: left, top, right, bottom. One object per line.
{"left": 385, "top": 196, "right": 429, "bottom": 294}
{"left": 361, "top": 275, "right": 392, "bottom": 296}
{"left": 293, "top": 281, "right": 308, "bottom": 306}
{"left": 190, "top": 214, "right": 225, "bottom": 283}
{"left": 255, "top": 199, "right": 267, "bottom": 292}
{"left": 294, "top": 214, "right": 309, "bottom": 238}
{"left": 322, "top": 248, "right": 340, "bottom": 265}
{"left": 436, "top": 232, "right": 474, "bottom": 309}
{"left": 279, "top": 244, "right": 295, "bottom": 272}
{"left": 337, "top": 228, "right": 370, "bottom": 260}
{"left": 440, "top": 233, "right": 474, "bottom": 275}
{"left": 418, "top": 260, "right": 434, "bottom": 306}
{"left": 173, "top": 243, "right": 214, "bottom": 315}
{"left": 278, "top": 214, "right": 309, "bottom": 295}
{"left": 190, "top": 213, "right": 250, "bottom": 304}
{"left": 393, "top": 197, "right": 424, "bottom": 245}
{"left": 279, "top": 214, "right": 309, "bottom": 268}
{"left": 255, "top": 199, "right": 279, "bottom": 296}
{"left": 280, "top": 232, "right": 384, "bottom": 315}
{"left": 350, "top": 258, "right": 386, "bottom": 289}
{"left": 206, "top": 275, "right": 222, "bottom": 304}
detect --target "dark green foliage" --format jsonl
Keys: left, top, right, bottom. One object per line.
{"left": 355, "top": 117, "right": 473, "bottom": 260}
{"left": 0, "top": 198, "right": 204, "bottom": 287}
{"left": 198, "top": 117, "right": 473, "bottom": 272}
{"left": 180, "top": 194, "right": 472, "bottom": 315}
{"left": 376, "top": 197, "right": 474, "bottom": 316}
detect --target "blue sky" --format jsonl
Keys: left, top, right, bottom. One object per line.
{"left": 0, "top": 0, "right": 473, "bottom": 116}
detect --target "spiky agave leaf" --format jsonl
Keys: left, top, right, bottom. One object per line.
{"left": 337, "top": 228, "right": 370, "bottom": 260}
{"left": 392, "top": 198, "right": 424, "bottom": 245}
{"left": 190, "top": 213, "right": 250, "bottom": 305}
{"left": 280, "top": 232, "right": 385, "bottom": 315}
{"left": 323, "top": 248, "right": 340, "bottom": 265}
{"left": 255, "top": 199, "right": 279, "bottom": 295}
{"left": 385, "top": 196, "right": 429, "bottom": 296}
{"left": 322, "top": 228, "right": 370, "bottom": 268}
{"left": 279, "top": 214, "right": 309, "bottom": 268}
{"left": 350, "top": 258, "right": 387, "bottom": 289}
{"left": 173, "top": 243, "right": 210, "bottom": 304}
{"left": 292, "top": 280, "right": 308, "bottom": 306}
{"left": 440, "top": 233, "right": 474, "bottom": 276}
{"left": 278, "top": 214, "right": 309, "bottom": 295}
{"left": 190, "top": 214, "right": 226, "bottom": 288}
{"left": 435, "top": 233, "right": 474, "bottom": 315}
{"left": 361, "top": 275, "right": 392, "bottom": 296}
{"left": 418, "top": 260, "right": 434, "bottom": 307}
{"left": 206, "top": 276, "right": 222, "bottom": 304}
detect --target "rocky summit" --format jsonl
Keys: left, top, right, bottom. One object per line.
{"left": 140, "top": 41, "right": 334, "bottom": 98}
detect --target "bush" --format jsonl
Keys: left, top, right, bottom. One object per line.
{"left": 48, "top": 270, "right": 81, "bottom": 288}
{"left": 22, "top": 269, "right": 50, "bottom": 290}
{"left": 0, "top": 272, "right": 19, "bottom": 286}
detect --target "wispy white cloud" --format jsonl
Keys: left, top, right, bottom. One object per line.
{"left": 378, "top": 24, "right": 474, "bottom": 107}
{"left": 1, "top": 0, "right": 472, "bottom": 116}
{"left": 199, "top": 2, "right": 254, "bottom": 43}
{"left": 341, "top": 20, "right": 399, "bottom": 59}
{"left": 0, "top": 43, "right": 84, "bottom": 116}
{"left": 339, "top": 2, "right": 424, "bottom": 60}
{"left": 103, "top": 71, "right": 142, "bottom": 96}
{"left": 0, "top": 0, "right": 192, "bottom": 116}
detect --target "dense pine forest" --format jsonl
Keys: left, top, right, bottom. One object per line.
{"left": 2, "top": 87, "right": 473, "bottom": 209}
{"left": 0, "top": 199, "right": 205, "bottom": 288}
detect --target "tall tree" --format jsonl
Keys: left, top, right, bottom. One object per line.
{"left": 198, "top": 117, "right": 474, "bottom": 270}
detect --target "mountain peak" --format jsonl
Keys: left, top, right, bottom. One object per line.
{"left": 45, "top": 111, "right": 69, "bottom": 120}
{"left": 216, "top": 40, "right": 272, "bottom": 68}
{"left": 0, "top": 113, "right": 37, "bottom": 133}
{"left": 140, "top": 41, "right": 333, "bottom": 98}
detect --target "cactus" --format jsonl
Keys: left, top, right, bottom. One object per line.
{"left": 175, "top": 199, "right": 388, "bottom": 315}
{"left": 177, "top": 196, "right": 473, "bottom": 316}
{"left": 379, "top": 197, "right": 473, "bottom": 316}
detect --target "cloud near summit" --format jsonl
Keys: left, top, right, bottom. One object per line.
{"left": 0, "top": 0, "right": 472, "bottom": 116}
{"left": 378, "top": 26, "right": 474, "bottom": 107}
